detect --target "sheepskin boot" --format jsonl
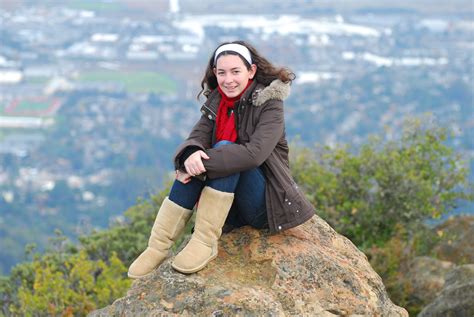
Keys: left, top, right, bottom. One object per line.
{"left": 128, "top": 197, "right": 192, "bottom": 278}
{"left": 172, "top": 186, "right": 234, "bottom": 274}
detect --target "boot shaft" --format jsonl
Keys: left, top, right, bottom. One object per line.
{"left": 194, "top": 186, "right": 235, "bottom": 245}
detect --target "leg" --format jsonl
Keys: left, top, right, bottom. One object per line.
{"left": 169, "top": 176, "right": 205, "bottom": 210}
{"left": 171, "top": 186, "right": 234, "bottom": 274}
{"left": 128, "top": 196, "right": 193, "bottom": 278}
{"left": 128, "top": 167, "right": 206, "bottom": 278}
{"left": 172, "top": 140, "right": 237, "bottom": 274}
{"left": 228, "top": 167, "right": 268, "bottom": 229}
{"left": 205, "top": 140, "right": 240, "bottom": 193}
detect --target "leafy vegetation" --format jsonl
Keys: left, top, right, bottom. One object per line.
{"left": 290, "top": 117, "right": 472, "bottom": 314}
{"left": 290, "top": 117, "right": 472, "bottom": 247}
{"left": 0, "top": 119, "right": 471, "bottom": 315}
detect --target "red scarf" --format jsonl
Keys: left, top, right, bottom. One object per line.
{"left": 215, "top": 80, "right": 253, "bottom": 142}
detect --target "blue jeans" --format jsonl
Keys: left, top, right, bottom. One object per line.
{"left": 169, "top": 140, "right": 268, "bottom": 229}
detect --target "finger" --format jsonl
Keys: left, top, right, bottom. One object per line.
{"left": 200, "top": 151, "right": 210, "bottom": 160}
{"left": 185, "top": 166, "right": 193, "bottom": 176}
{"left": 192, "top": 160, "right": 204, "bottom": 174}
{"left": 195, "top": 160, "right": 205, "bottom": 173}
{"left": 186, "top": 160, "right": 197, "bottom": 173}
{"left": 181, "top": 172, "right": 190, "bottom": 181}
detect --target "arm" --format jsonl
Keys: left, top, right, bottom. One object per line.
{"left": 173, "top": 114, "right": 213, "bottom": 171}
{"left": 203, "top": 100, "right": 285, "bottom": 179}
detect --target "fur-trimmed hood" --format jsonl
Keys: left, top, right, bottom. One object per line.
{"left": 250, "top": 79, "right": 291, "bottom": 107}
{"left": 200, "top": 79, "right": 290, "bottom": 120}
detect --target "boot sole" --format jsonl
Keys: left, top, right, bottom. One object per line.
{"left": 171, "top": 253, "right": 218, "bottom": 274}
{"left": 127, "top": 270, "right": 156, "bottom": 279}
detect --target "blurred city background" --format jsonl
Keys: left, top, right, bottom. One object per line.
{"left": 0, "top": 0, "right": 472, "bottom": 274}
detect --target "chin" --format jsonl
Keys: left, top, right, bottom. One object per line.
{"left": 225, "top": 90, "right": 240, "bottom": 98}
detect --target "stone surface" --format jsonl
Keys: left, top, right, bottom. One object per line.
{"left": 89, "top": 215, "right": 407, "bottom": 316}
{"left": 419, "top": 264, "right": 474, "bottom": 317}
{"left": 405, "top": 256, "right": 455, "bottom": 303}
{"left": 433, "top": 216, "right": 474, "bottom": 264}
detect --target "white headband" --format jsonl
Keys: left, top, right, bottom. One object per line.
{"left": 214, "top": 43, "right": 252, "bottom": 65}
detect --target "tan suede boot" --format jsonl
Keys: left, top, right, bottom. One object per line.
{"left": 172, "top": 186, "right": 234, "bottom": 274}
{"left": 128, "top": 197, "right": 192, "bottom": 278}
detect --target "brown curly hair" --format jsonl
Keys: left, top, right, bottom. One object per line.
{"left": 198, "top": 40, "right": 295, "bottom": 99}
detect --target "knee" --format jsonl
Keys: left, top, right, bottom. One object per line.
{"left": 213, "top": 140, "right": 234, "bottom": 148}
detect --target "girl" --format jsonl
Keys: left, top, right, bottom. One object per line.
{"left": 128, "top": 40, "right": 314, "bottom": 277}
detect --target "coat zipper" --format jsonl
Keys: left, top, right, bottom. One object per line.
{"left": 235, "top": 100, "right": 242, "bottom": 132}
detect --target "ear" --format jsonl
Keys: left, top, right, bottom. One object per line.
{"left": 249, "top": 64, "right": 257, "bottom": 79}
{"left": 213, "top": 67, "right": 217, "bottom": 76}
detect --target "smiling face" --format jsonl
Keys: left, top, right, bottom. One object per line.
{"left": 213, "top": 54, "right": 257, "bottom": 98}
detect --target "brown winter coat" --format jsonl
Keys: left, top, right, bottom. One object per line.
{"left": 173, "top": 79, "right": 314, "bottom": 233}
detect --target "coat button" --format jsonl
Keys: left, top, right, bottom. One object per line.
{"left": 288, "top": 202, "right": 291, "bottom": 205}
{"left": 296, "top": 209, "right": 299, "bottom": 213}
{"left": 201, "top": 110, "right": 205, "bottom": 114}
{"left": 278, "top": 226, "right": 282, "bottom": 230}
{"left": 285, "top": 199, "right": 288, "bottom": 202}
{"left": 208, "top": 115, "right": 212, "bottom": 120}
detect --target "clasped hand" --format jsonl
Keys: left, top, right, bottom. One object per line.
{"left": 176, "top": 150, "right": 209, "bottom": 184}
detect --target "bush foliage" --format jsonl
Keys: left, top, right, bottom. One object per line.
{"left": 290, "top": 118, "right": 471, "bottom": 247}
{"left": 1, "top": 118, "right": 471, "bottom": 315}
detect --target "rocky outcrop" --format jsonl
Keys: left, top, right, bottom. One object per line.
{"left": 89, "top": 215, "right": 407, "bottom": 316}
{"left": 433, "top": 216, "right": 474, "bottom": 264}
{"left": 405, "top": 256, "right": 455, "bottom": 304}
{"left": 419, "top": 264, "right": 474, "bottom": 317}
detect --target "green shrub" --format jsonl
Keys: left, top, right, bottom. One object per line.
{"left": 291, "top": 117, "right": 472, "bottom": 247}
{"left": 2, "top": 117, "right": 471, "bottom": 315}
{"left": 12, "top": 251, "right": 130, "bottom": 316}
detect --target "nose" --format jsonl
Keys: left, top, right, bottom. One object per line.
{"left": 223, "top": 74, "right": 233, "bottom": 84}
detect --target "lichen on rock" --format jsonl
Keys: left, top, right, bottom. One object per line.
{"left": 89, "top": 215, "right": 408, "bottom": 316}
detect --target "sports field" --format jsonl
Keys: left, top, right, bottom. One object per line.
{"left": 78, "top": 71, "right": 177, "bottom": 95}
{"left": 66, "top": 0, "right": 122, "bottom": 11}
{"left": 13, "top": 101, "right": 51, "bottom": 112}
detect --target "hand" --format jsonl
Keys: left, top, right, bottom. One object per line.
{"left": 176, "top": 170, "right": 192, "bottom": 184}
{"left": 184, "top": 150, "right": 209, "bottom": 176}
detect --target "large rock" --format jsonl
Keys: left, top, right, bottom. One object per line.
{"left": 433, "top": 216, "right": 474, "bottom": 264}
{"left": 405, "top": 256, "right": 455, "bottom": 303}
{"left": 90, "top": 215, "right": 407, "bottom": 316}
{"left": 419, "top": 264, "right": 474, "bottom": 317}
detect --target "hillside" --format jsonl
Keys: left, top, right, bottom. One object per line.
{"left": 0, "top": 0, "right": 472, "bottom": 276}
{"left": 0, "top": 121, "right": 472, "bottom": 315}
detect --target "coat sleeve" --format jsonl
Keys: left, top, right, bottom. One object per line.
{"left": 203, "top": 100, "right": 285, "bottom": 179}
{"left": 173, "top": 115, "right": 213, "bottom": 171}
